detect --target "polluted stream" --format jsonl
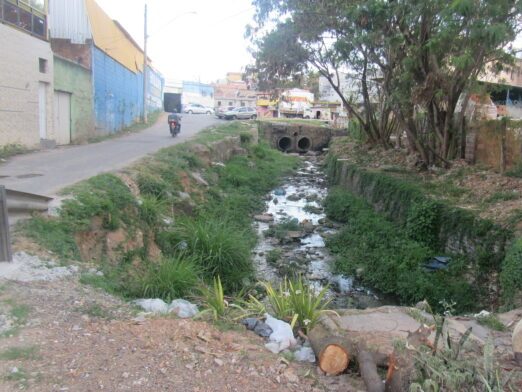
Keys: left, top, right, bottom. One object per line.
{"left": 253, "top": 155, "right": 391, "bottom": 309}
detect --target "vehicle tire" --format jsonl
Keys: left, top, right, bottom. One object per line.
{"left": 206, "top": 111, "right": 211, "bottom": 115}
{"left": 232, "top": 115, "right": 237, "bottom": 120}
{"left": 188, "top": 110, "right": 193, "bottom": 114}
{"left": 304, "top": 116, "right": 310, "bottom": 119}
{"left": 251, "top": 115, "right": 257, "bottom": 120}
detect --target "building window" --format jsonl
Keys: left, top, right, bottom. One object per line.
{"left": 240, "top": 101, "right": 245, "bottom": 107}
{"left": 217, "top": 101, "right": 222, "bottom": 107}
{"left": 39, "top": 58, "right": 47, "bottom": 73}
{"left": 228, "top": 102, "right": 233, "bottom": 106}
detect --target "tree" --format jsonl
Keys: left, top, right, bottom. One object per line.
{"left": 250, "top": 0, "right": 522, "bottom": 164}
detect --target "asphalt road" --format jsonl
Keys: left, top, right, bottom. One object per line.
{"left": 0, "top": 113, "right": 224, "bottom": 196}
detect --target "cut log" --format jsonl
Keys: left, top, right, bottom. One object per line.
{"left": 308, "top": 320, "right": 352, "bottom": 375}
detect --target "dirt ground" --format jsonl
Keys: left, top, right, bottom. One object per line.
{"left": 0, "top": 275, "right": 366, "bottom": 391}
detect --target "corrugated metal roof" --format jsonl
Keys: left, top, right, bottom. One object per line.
{"left": 49, "top": 0, "right": 92, "bottom": 44}
{"left": 85, "top": 0, "right": 144, "bottom": 73}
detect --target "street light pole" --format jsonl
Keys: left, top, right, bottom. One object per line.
{"left": 142, "top": 2, "right": 148, "bottom": 124}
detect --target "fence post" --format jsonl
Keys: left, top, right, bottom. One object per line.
{"left": 0, "top": 186, "right": 12, "bottom": 262}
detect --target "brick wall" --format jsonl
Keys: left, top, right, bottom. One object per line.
{"left": 51, "top": 39, "right": 92, "bottom": 69}
{"left": 0, "top": 23, "right": 54, "bottom": 148}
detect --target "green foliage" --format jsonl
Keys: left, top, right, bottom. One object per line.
{"left": 484, "top": 191, "right": 520, "bottom": 204}
{"left": 61, "top": 174, "right": 135, "bottom": 231}
{"left": 475, "top": 313, "right": 506, "bottom": 332}
{"left": 138, "top": 195, "right": 167, "bottom": 228}
{"left": 239, "top": 132, "right": 253, "bottom": 145}
{"left": 500, "top": 238, "right": 522, "bottom": 309}
{"left": 506, "top": 162, "right": 522, "bottom": 178}
{"left": 261, "top": 276, "right": 333, "bottom": 332}
{"left": 137, "top": 173, "right": 168, "bottom": 198}
{"left": 133, "top": 256, "right": 202, "bottom": 302}
{"left": 406, "top": 200, "right": 441, "bottom": 249}
{"left": 19, "top": 217, "right": 79, "bottom": 260}
{"left": 266, "top": 249, "right": 282, "bottom": 265}
{"left": 171, "top": 218, "right": 254, "bottom": 292}
{"left": 325, "top": 188, "right": 476, "bottom": 312}
{"left": 0, "top": 144, "right": 28, "bottom": 160}
{"left": 198, "top": 276, "right": 228, "bottom": 320}
{"left": 0, "top": 346, "right": 40, "bottom": 361}
{"left": 264, "top": 218, "right": 300, "bottom": 240}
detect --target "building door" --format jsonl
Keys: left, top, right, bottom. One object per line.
{"left": 53, "top": 91, "right": 71, "bottom": 145}
{"left": 38, "top": 82, "right": 47, "bottom": 139}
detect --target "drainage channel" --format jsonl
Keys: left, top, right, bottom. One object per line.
{"left": 253, "top": 155, "right": 392, "bottom": 309}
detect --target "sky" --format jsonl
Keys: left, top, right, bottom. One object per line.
{"left": 96, "top": 0, "right": 256, "bottom": 83}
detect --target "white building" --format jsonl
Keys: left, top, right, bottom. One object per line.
{"left": 0, "top": 1, "right": 55, "bottom": 148}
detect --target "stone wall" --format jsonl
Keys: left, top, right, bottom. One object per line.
{"left": 258, "top": 121, "right": 345, "bottom": 153}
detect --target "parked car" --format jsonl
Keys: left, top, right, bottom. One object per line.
{"left": 224, "top": 107, "right": 257, "bottom": 120}
{"left": 216, "top": 106, "right": 236, "bottom": 119}
{"left": 183, "top": 103, "right": 214, "bottom": 115}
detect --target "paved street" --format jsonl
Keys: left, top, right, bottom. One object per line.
{"left": 0, "top": 114, "right": 223, "bottom": 196}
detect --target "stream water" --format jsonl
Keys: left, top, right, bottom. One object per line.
{"left": 253, "top": 155, "right": 392, "bottom": 309}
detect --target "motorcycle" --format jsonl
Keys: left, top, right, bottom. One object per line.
{"left": 168, "top": 113, "right": 181, "bottom": 137}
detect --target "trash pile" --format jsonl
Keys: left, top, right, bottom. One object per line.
{"left": 241, "top": 314, "right": 316, "bottom": 363}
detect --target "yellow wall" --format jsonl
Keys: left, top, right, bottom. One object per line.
{"left": 85, "top": 0, "right": 143, "bottom": 73}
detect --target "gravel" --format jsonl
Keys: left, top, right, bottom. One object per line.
{"left": 0, "top": 252, "right": 78, "bottom": 282}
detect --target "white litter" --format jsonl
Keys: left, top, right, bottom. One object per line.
{"left": 0, "top": 252, "right": 78, "bottom": 282}
{"left": 264, "top": 313, "right": 297, "bottom": 353}
{"left": 169, "top": 299, "right": 198, "bottom": 318}
{"left": 133, "top": 298, "right": 199, "bottom": 318}
{"left": 474, "top": 310, "right": 491, "bottom": 318}
{"left": 134, "top": 298, "right": 169, "bottom": 314}
{"left": 293, "top": 346, "right": 316, "bottom": 362}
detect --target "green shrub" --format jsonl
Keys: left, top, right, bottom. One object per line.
{"left": 325, "top": 188, "right": 476, "bottom": 312}
{"left": 172, "top": 218, "right": 254, "bottom": 292}
{"left": 262, "top": 276, "right": 333, "bottom": 332}
{"left": 500, "top": 238, "right": 522, "bottom": 309}
{"left": 239, "top": 132, "right": 253, "bottom": 145}
{"left": 136, "top": 256, "right": 201, "bottom": 301}
{"left": 137, "top": 173, "right": 168, "bottom": 198}
{"left": 264, "top": 218, "right": 300, "bottom": 240}
{"left": 266, "top": 249, "right": 282, "bottom": 264}
{"left": 138, "top": 195, "right": 167, "bottom": 228}
{"left": 406, "top": 200, "right": 441, "bottom": 248}
{"left": 61, "top": 174, "right": 135, "bottom": 231}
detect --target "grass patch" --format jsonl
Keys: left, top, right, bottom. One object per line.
{"left": 5, "top": 366, "right": 29, "bottom": 388}
{"left": 78, "top": 304, "right": 114, "bottom": 320}
{"left": 324, "top": 188, "right": 476, "bottom": 313}
{"left": 484, "top": 190, "right": 520, "bottom": 204}
{"left": 18, "top": 217, "right": 79, "bottom": 260}
{"left": 131, "top": 256, "right": 201, "bottom": 301}
{"left": 266, "top": 249, "right": 282, "bottom": 265}
{"left": 475, "top": 313, "right": 506, "bottom": 332}
{"left": 264, "top": 218, "right": 300, "bottom": 240}
{"left": 0, "top": 346, "right": 40, "bottom": 361}
{"left": 0, "top": 144, "right": 29, "bottom": 160}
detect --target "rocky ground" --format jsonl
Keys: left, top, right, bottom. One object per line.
{"left": 0, "top": 252, "right": 367, "bottom": 391}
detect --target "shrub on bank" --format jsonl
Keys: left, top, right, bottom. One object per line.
{"left": 500, "top": 238, "right": 522, "bottom": 309}
{"left": 325, "top": 188, "right": 477, "bottom": 312}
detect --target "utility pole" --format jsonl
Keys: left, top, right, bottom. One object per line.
{"left": 142, "top": 2, "right": 148, "bottom": 124}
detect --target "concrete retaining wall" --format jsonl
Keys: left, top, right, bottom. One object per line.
{"left": 258, "top": 121, "right": 345, "bottom": 153}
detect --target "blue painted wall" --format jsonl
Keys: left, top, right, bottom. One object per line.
{"left": 92, "top": 46, "right": 144, "bottom": 133}
{"left": 147, "top": 66, "right": 164, "bottom": 112}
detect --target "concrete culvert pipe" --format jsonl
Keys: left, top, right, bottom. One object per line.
{"left": 297, "top": 137, "right": 311, "bottom": 152}
{"left": 278, "top": 136, "right": 292, "bottom": 152}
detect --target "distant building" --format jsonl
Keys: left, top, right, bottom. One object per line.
{"left": 49, "top": 0, "right": 164, "bottom": 136}
{"left": 477, "top": 58, "right": 522, "bottom": 119}
{"left": 213, "top": 72, "right": 256, "bottom": 109}
{"left": 0, "top": 0, "right": 55, "bottom": 148}
{"left": 182, "top": 81, "right": 214, "bottom": 108}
